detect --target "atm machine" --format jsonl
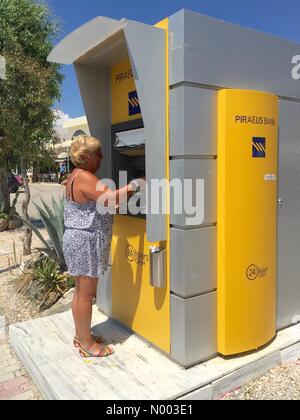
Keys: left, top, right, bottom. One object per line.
{"left": 48, "top": 9, "right": 300, "bottom": 367}
{"left": 48, "top": 17, "right": 171, "bottom": 354}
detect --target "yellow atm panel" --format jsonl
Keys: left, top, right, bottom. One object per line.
{"left": 111, "top": 59, "right": 142, "bottom": 125}
{"left": 217, "top": 89, "right": 278, "bottom": 355}
{"left": 111, "top": 217, "right": 170, "bottom": 353}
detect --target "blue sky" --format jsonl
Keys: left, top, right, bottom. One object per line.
{"left": 47, "top": 0, "right": 300, "bottom": 118}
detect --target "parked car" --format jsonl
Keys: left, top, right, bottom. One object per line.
{"left": 8, "top": 172, "right": 23, "bottom": 193}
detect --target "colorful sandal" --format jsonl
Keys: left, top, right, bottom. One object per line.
{"left": 79, "top": 343, "right": 115, "bottom": 358}
{"left": 73, "top": 333, "right": 105, "bottom": 348}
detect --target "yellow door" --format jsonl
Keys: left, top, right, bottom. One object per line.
{"left": 218, "top": 89, "right": 278, "bottom": 355}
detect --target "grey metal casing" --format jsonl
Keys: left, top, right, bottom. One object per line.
{"left": 170, "top": 159, "right": 217, "bottom": 227}
{"left": 96, "top": 267, "right": 112, "bottom": 317}
{"left": 169, "top": 9, "right": 300, "bottom": 98}
{"left": 170, "top": 86, "right": 218, "bottom": 157}
{"left": 170, "top": 226, "right": 216, "bottom": 298}
{"left": 124, "top": 22, "right": 167, "bottom": 241}
{"left": 169, "top": 82, "right": 217, "bottom": 301}
{"left": 277, "top": 99, "right": 300, "bottom": 329}
{"left": 149, "top": 247, "right": 167, "bottom": 288}
{"left": 74, "top": 65, "right": 111, "bottom": 180}
{"left": 170, "top": 292, "right": 217, "bottom": 367}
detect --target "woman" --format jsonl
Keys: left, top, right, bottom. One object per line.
{"left": 63, "top": 135, "right": 139, "bottom": 358}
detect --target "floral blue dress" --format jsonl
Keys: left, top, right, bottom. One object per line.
{"left": 62, "top": 180, "right": 114, "bottom": 279}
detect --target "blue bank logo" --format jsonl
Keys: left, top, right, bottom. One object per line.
{"left": 128, "top": 90, "right": 141, "bottom": 116}
{"left": 252, "top": 137, "right": 266, "bottom": 158}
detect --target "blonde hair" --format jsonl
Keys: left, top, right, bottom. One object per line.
{"left": 70, "top": 135, "right": 102, "bottom": 167}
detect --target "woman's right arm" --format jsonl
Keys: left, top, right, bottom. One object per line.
{"left": 79, "top": 171, "right": 135, "bottom": 206}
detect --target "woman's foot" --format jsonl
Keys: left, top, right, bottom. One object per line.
{"left": 79, "top": 341, "right": 115, "bottom": 358}
{"left": 73, "top": 332, "right": 105, "bottom": 348}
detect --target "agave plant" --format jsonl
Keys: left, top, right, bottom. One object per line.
{"left": 34, "top": 256, "right": 67, "bottom": 296}
{"left": 16, "top": 195, "right": 66, "bottom": 270}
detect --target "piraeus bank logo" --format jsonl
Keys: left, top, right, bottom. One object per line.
{"left": 252, "top": 137, "right": 266, "bottom": 158}
{"left": 128, "top": 90, "right": 141, "bottom": 116}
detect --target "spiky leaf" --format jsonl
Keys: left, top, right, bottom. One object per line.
{"left": 14, "top": 214, "right": 58, "bottom": 262}
{"left": 33, "top": 202, "right": 65, "bottom": 267}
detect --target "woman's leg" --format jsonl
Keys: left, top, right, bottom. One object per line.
{"left": 72, "top": 276, "right": 98, "bottom": 346}
{"left": 72, "top": 283, "right": 80, "bottom": 339}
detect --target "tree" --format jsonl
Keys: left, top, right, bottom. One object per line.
{"left": 0, "top": 0, "right": 63, "bottom": 253}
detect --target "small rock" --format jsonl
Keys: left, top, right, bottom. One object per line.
{"left": 0, "top": 218, "right": 9, "bottom": 232}
{"left": 41, "top": 288, "right": 75, "bottom": 316}
{"left": 8, "top": 216, "right": 22, "bottom": 230}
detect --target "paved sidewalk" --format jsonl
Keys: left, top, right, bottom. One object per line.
{"left": 0, "top": 316, "right": 41, "bottom": 400}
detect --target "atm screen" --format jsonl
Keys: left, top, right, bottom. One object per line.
{"left": 111, "top": 122, "right": 146, "bottom": 217}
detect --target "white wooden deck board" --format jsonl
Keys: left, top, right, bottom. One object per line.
{"left": 9, "top": 307, "right": 300, "bottom": 400}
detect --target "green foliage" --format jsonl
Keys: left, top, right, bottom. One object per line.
{"left": 66, "top": 276, "right": 75, "bottom": 289}
{"left": 16, "top": 195, "right": 66, "bottom": 268}
{"left": 0, "top": 0, "right": 61, "bottom": 57}
{"left": 34, "top": 256, "right": 72, "bottom": 296}
{"left": 0, "top": 0, "right": 63, "bottom": 169}
{"left": 33, "top": 195, "right": 65, "bottom": 261}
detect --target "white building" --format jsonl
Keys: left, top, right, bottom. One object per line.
{"left": 54, "top": 115, "right": 90, "bottom": 171}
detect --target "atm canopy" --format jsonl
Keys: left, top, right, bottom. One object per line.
{"left": 49, "top": 17, "right": 134, "bottom": 66}
{"left": 48, "top": 17, "right": 167, "bottom": 242}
